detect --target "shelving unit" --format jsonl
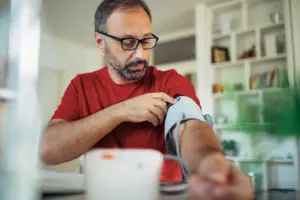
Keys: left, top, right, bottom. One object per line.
{"left": 154, "top": 0, "right": 298, "bottom": 190}
{"left": 207, "top": 0, "right": 298, "bottom": 191}
{"left": 213, "top": 87, "right": 284, "bottom": 100}
{"left": 210, "top": 0, "right": 288, "bottom": 126}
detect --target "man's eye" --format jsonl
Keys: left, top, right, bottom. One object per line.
{"left": 143, "top": 39, "right": 152, "bottom": 44}
{"left": 123, "top": 39, "right": 137, "bottom": 46}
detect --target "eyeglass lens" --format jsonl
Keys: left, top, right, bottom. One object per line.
{"left": 121, "top": 38, "right": 157, "bottom": 50}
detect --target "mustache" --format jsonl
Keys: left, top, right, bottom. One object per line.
{"left": 126, "top": 60, "right": 148, "bottom": 68}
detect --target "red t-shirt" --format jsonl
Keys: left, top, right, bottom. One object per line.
{"left": 52, "top": 66, "right": 201, "bottom": 183}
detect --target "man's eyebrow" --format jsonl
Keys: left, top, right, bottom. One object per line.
{"left": 122, "top": 33, "right": 153, "bottom": 38}
{"left": 144, "top": 33, "right": 152, "bottom": 37}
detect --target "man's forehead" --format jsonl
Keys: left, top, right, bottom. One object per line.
{"left": 106, "top": 7, "right": 152, "bottom": 37}
{"left": 107, "top": 7, "right": 150, "bottom": 24}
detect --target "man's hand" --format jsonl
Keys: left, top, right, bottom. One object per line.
{"left": 187, "top": 152, "right": 254, "bottom": 200}
{"left": 118, "top": 92, "right": 175, "bottom": 126}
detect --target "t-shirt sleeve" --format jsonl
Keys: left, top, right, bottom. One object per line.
{"left": 51, "top": 77, "right": 80, "bottom": 121}
{"left": 166, "top": 70, "right": 201, "bottom": 106}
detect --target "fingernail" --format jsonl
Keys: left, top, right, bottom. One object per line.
{"left": 212, "top": 172, "right": 226, "bottom": 183}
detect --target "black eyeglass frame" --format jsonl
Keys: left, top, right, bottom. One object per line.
{"left": 96, "top": 30, "right": 159, "bottom": 51}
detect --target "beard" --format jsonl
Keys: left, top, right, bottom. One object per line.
{"left": 104, "top": 46, "right": 148, "bottom": 81}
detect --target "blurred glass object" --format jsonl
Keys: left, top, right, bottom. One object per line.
{"left": 0, "top": 0, "right": 42, "bottom": 200}
{"left": 269, "top": 12, "right": 283, "bottom": 24}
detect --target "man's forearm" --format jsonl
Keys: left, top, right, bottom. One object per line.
{"left": 41, "top": 104, "right": 124, "bottom": 165}
{"left": 176, "top": 120, "right": 223, "bottom": 174}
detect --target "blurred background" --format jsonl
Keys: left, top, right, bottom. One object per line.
{"left": 1, "top": 0, "right": 300, "bottom": 194}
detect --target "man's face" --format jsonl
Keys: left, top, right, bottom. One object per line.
{"left": 101, "top": 7, "right": 152, "bottom": 81}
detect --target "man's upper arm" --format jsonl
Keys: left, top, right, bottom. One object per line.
{"left": 51, "top": 77, "right": 80, "bottom": 121}
{"left": 47, "top": 119, "right": 66, "bottom": 127}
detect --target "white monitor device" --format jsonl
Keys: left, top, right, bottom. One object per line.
{"left": 84, "top": 149, "right": 164, "bottom": 200}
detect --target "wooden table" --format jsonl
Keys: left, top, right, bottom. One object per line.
{"left": 42, "top": 190, "right": 300, "bottom": 200}
{"left": 42, "top": 193, "right": 187, "bottom": 200}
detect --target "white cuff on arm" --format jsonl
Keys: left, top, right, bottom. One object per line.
{"left": 163, "top": 96, "right": 214, "bottom": 182}
{"left": 164, "top": 96, "right": 207, "bottom": 157}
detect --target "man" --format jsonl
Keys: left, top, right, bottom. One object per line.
{"left": 40, "top": 0, "right": 253, "bottom": 199}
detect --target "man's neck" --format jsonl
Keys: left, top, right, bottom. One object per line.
{"left": 107, "top": 66, "right": 139, "bottom": 85}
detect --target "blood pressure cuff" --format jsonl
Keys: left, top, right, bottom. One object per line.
{"left": 164, "top": 96, "right": 210, "bottom": 157}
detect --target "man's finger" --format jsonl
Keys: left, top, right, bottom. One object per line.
{"left": 188, "top": 175, "right": 213, "bottom": 200}
{"left": 149, "top": 104, "right": 165, "bottom": 125}
{"left": 199, "top": 152, "right": 231, "bottom": 184}
{"left": 212, "top": 166, "right": 254, "bottom": 200}
{"left": 145, "top": 110, "right": 159, "bottom": 126}
{"left": 153, "top": 99, "right": 168, "bottom": 114}
{"left": 213, "top": 180, "right": 253, "bottom": 200}
{"left": 152, "top": 92, "right": 175, "bottom": 104}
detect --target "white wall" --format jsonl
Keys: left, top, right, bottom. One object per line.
{"left": 38, "top": 31, "right": 105, "bottom": 104}
{"left": 37, "top": 67, "right": 62, "bottom": 125}
{"left": 37, "top": 30, "right": 104, "bottom": 172}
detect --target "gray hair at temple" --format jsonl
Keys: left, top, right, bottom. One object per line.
{"left": 94, "top": 0, "right": 152, "bottom": 32}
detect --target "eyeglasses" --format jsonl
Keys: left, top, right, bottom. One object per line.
{"left": 96, "top": 31, "right": 159, "bottom": 51}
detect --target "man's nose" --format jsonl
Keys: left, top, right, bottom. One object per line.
{"left": 134, "top": 42, "right": 147, "bottom": 60}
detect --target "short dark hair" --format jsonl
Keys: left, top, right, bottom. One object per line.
{"left": 94, "top": 0, "right": 152, "bottom": 32}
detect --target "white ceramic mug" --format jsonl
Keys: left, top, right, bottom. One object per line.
{"left": 84, "top": 149, "right": 163, "bottom": 200}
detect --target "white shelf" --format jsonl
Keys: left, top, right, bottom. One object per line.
{"left": 212, "top": 53, "right": 286, "bottom": 68}
{"left": 212, "top": 22, "right": 284, "bottom": 40}
{"left": 260, "top": 22, "right": 285, "bottom": 32}
{"left": 213, "top": 91, "right": 254, "bottom": 100}
{"left": 227, "top": 156, "right": 294, "bottom": 164}
{"left": 245, "top": 87, "right": 285, "bottom": 94}
{"left": 157, "top": 59, "right": 196, "bottom": 75}
{"left": 158, "top": 28, "right": 195, "bottom": 43}
{"left": 0, "top": 88, "right": 17, "bottom": 100}
{"left": 227, "top": 156, "right": 265, "bottom": 162}
{"left": 266, "top": 160, "right": 294, "bottom": 164}
{"left": 211, "top": 0, "right": 241, "bottom": 12}
{"left": 248, "top": 53, "right": 286, "bottom": 64}
{"left": 213, "top": 33, "right": 230, "bottom": 40}
{"left": 213, "top": 87, "right": 285, "bottom": 100}
{"left": 236, "top": 22, "right": 285, "bottom": 35}
{"left": 214, "top": 122, "right": 272, "bottom": 130}
{"left": 214, "top": 123, "right": 236, "bottom": 130}
{"left": 212, "top": 60, "right": 244, "bottom": 68}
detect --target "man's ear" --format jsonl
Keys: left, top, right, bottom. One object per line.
{"left": 95, "top": 32, "right": 105, "bottom": 52}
